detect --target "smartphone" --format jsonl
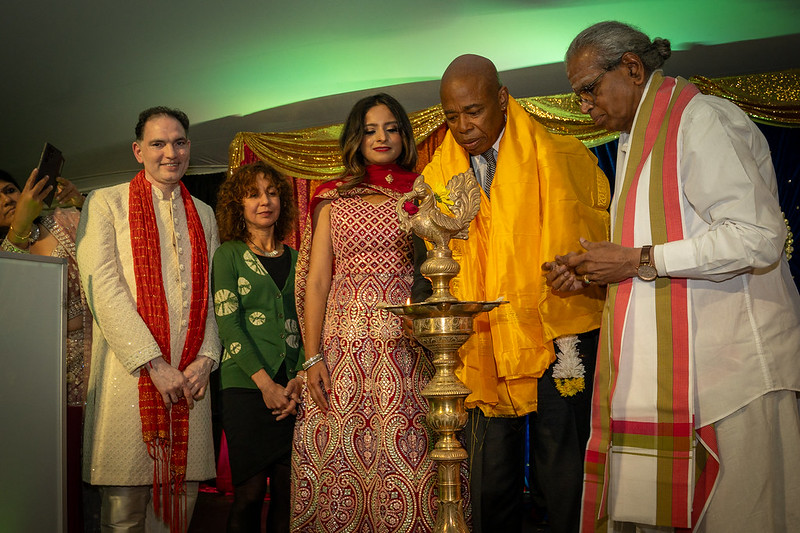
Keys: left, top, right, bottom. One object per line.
{"left": 36, "top": 142, "right": 64, "bottom": 207}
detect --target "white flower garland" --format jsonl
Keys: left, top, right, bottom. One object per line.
{"left": 552, "top": 335, "right": 586, "bottom": 397}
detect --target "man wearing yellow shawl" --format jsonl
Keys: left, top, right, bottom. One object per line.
{"left": 413, "top": 55, "right": 610, "bottom": 533}
{"left": 550, "top": 22, "right": 800, "bottom": 533}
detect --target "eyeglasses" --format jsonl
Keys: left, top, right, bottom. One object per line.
{"left": 574, "top": 56, "right": 624, "bottom": 106}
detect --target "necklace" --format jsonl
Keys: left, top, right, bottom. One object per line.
{"left": 249, "top": 239, "right": 282, "bottom": 257}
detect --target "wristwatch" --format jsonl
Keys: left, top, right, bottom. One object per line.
{"left": 637, "top": 245, "right": 657, "bottom": 281}
{"left": 28, "top": 223, "right": 41, "bottom": 244}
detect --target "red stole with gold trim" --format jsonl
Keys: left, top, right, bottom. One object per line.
{"left": 129, "top": 170, "right": 209, "bottom": 533}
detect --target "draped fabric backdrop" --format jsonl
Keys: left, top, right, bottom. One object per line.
{"left": 226, "top": 69, "right": 800, "bottom": 282}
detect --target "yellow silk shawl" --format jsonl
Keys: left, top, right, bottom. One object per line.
{"left": 421, "top": 96, "right": 610, "bottom": 416}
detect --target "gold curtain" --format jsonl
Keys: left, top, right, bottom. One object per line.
{"left": 229, "top": 69, "right": 800, "bottom": 179}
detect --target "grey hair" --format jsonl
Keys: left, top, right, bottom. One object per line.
{"left": 566, "top": 21, "right": 672, "bottom": 74}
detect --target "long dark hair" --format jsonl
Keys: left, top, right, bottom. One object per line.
{"left": 337, "top": 93, "right": 417, "bottom": 192}
{"left": 216, "top": 161, "right": 297, "bottom": 244}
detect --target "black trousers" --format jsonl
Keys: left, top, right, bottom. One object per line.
{"left": 529, "top": 329, "right": 598, "bottom": 533}
{"left": 464, "top": 329, "right": 598, "bottom": 533}
{"left": 463, "top": 409, "right": 526, "bottom": 533}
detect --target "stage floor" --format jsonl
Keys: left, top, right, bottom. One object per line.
{"left": 187, "top": 484, "right": 551, "bottom": 532}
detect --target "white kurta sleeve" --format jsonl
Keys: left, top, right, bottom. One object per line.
{"left": 76, "top": 189, "right": 162, "bottom": 373}
{"left": 658, "top": 96, "right": 787, "bottom": 281}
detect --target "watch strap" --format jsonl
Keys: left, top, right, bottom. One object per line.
{"left": 636, "top": 245, "right": 658, "bottom": 281}
{"left": 640, "top": 245, "right": 653, "bottom": 268}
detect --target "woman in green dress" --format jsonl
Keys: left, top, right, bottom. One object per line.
{"left": 212, "top": 161, "right": 304, "bottom": 532}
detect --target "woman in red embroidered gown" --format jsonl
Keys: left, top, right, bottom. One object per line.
{"left": 290, "top": 94, "right": 456, "bottom": 532}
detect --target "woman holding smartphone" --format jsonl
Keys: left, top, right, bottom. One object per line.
{"left": 1, "top": 168, "right": 93, "bottom": 533}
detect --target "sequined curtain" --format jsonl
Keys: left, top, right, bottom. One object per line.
{"left": 756, "top": 123, "right": 800, "bottom": 281}
{"left": 229, "top": 69, "right": 800, "bottom": 248}
{"left": 228, "top": 105, "right": 447, "bottom": 179}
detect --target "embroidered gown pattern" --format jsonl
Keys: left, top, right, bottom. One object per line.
{"left": 291, "top": 196, "right": 441, "bottom": 532}
{"left": 42, "top": 208, "right": 92, "bottom": 406}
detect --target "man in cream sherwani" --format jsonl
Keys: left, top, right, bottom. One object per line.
{"left": 77, "top": 106, "right": 220, "bottom": 532}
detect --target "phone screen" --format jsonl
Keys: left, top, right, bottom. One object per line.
{"left": 36, "top": 143, "right": 64, "bottom": 207}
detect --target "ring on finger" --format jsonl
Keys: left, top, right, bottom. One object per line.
{"left": 583, "top": 274, "right": 591, "bottom": 286}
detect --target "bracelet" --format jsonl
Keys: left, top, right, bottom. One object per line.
{"left": 9, "top": 224, "right": 31, "bottom": 240}
{"left": 8, "top": 224, "right": 31, "bottom": 245}
{"left": 301, "top": 353, "right": 324, "bottom": 371}
{"left": 1, "top": 237, "right": 31, "bottom": 254}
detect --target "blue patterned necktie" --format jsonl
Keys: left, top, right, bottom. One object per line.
{"left": 482, "top": 148, "right": 496, "bottom": 199}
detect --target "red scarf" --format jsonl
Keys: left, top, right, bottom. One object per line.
{"left": 129, "top": 170, "right": 209, "bottom": 533}
{"left": 308, "top": 163, "right": 418, "bottom": 224}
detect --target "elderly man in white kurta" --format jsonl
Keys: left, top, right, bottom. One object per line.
{"left": 546, "top": 22, "right": 800, "bottom": 533}
{"left": 77, "top": 107, "right": 220, "bottom": 533}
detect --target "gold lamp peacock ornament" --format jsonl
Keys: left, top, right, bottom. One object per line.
{"left": 383, "top": 170, "right": 506, "bottom": 533}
